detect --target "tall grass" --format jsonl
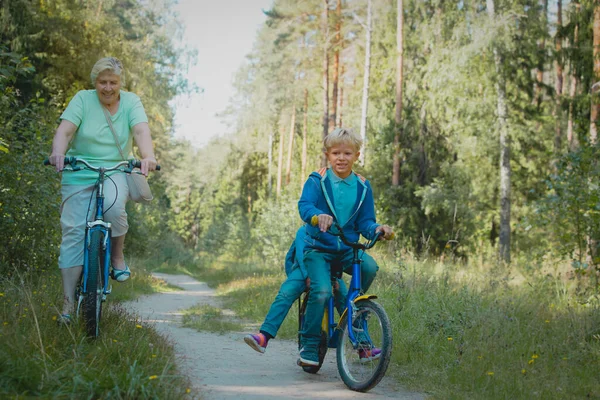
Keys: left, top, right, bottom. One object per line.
{"left": 0, "top": 265, "right": 194, "bottom": 399}
{"left": 192, "top": 249, "right": 600, "bottom": 399}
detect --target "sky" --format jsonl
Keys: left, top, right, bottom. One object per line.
{"left": 171, "top": 0, "right": 274, "bottom": 148}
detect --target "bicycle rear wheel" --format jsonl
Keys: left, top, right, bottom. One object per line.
{"left": 336, "top": 299, "right": 392, "bottom": 392}
{"left": 297, "top": 291, "right": 328, "bottom": 374}
{"left": 83, "top": 230, "right": 104, "bottom": 338}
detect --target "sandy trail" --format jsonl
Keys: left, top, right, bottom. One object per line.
{"left": 124, "top": 273, "right": 425, "bottom": 400}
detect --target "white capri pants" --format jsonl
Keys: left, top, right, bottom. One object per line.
{"left": 58, "top": 173, "right": 129, "bottom": 269}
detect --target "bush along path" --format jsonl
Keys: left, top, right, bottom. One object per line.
{"left": 124, "top": 273, "right": 424, "bottom": 400}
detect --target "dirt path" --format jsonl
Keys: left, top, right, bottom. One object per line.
{"left": 124, "top": 273, "right": 425, "bottom": 400}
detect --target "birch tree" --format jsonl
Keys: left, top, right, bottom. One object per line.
{"left": 487, "top": 0, "right": 512, "bottom": 264}
{"left": 392, "top": 0, "right": 404, "bottom": 186}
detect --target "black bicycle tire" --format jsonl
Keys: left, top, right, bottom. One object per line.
{"left": 298, "top": 291, "right": 328, "bottom": 374}
{"left": 336, "top": 299, "right": 392, "bottom": 392}
{"left": 83, "top": 230, "right": 104, "bottom": 338}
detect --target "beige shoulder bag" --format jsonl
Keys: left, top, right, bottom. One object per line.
{"left": 102, "top": 107, "right": 154, "bottom": 203}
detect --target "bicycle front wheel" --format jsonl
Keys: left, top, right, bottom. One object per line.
{"left": 83, "top": 230, "right": 104, "bottom": 338}
{"left": 336, "top": 299, "right": 392, "bottom": 392}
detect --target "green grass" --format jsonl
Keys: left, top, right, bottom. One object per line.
{"left": 186, "top": 250, "right": 600, "bottom": 399}
{"left": 0, "top": 265, "right": 195, "bottom": 399}
{"left": 181, "top": 304, "right": 244, "bottom": 334}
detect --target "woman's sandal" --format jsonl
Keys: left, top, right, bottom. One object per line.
{"left": 57, "top": 314, "right": 72, "bottom": 326}
{"left": 110, "top": 265, "right": 131, "bottom": 282}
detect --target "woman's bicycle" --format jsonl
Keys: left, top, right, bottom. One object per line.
{"left": 44, "top": 156, "right": 159, "bottom": 337}
{"left": 297, "top": 217, "right": 393, "bottom": 392}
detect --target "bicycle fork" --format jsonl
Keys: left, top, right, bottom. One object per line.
{"left": 77, "top": 223, "right": 112, "bottom": 314}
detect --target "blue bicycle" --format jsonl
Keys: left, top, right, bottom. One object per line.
{"left": 297, "top": 218, "right": 393, "bottom": 392}
{"left": 44, "top": 157, "right": 159, "bottom": 337}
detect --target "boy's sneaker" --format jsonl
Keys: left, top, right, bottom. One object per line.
{"left": 358, "top": 347, "right": 382, "bottom": 363}
{"left": 297, "top": 347, "right": 319, "bottom": 367}
{"left": 244, "top": 333, "right": 268, "bottom": 354}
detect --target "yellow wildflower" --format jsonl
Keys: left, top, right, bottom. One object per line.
{"left": 447, "top": 337, "right": 453, "bottom": 341}
{"left": 186, "top": 388, "right": 191, "bottom": 394}
{"left": 136, "top": 324, "right": 143, "bottom": 329}
{"left": 149, "top": 375, "right": 158, "bottom": 380}
{"left": 487, "top": 372, "right": 494, "bottom": 376}
{"left": 532, "top": 354, "right": 539, "bottom": 359}
{"left": 52, "top": 316, "right": 57, "bottom": 321}
{"left": 545, "top": 320, "right": 550, "bottom": 323}
{"left": 521, "top": 369, "right": 526, "bottom": 375}
{"left": 0, "top": 293, "right": 4, "bottom": 297}
{"left": 528, "top": 359, "right": 534, "bottom": 365}
{"left": 152, "top": 354, "right": 157, "bottom": 358}
{"left": 3, "top": 322, "right": 8, "bottom": 326}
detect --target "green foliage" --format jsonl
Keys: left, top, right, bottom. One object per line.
{"left": 0, "top": 269, "right": 192, "bottom": 398}
{"left": 533, "top": 143, "right": 600, "bottom": 274}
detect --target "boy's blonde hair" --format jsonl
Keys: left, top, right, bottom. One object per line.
{"left": 323, "top": 128, "right": 362, "bottom": 151}
{"left": 90, "top": 57, "right": 125, "bottom": 86}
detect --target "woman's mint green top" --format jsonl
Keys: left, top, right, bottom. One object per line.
{"left": 60, "top": 90, "right": 148, "bottom": 186}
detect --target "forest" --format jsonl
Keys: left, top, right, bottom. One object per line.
{"left": 1, "top": 0, "right": 599, "bottom": 398}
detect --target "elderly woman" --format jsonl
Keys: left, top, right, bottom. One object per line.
{"left": 48, "top": 57, "right": 157, "bottom": 323}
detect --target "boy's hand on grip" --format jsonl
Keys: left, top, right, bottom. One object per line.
{"left": 376, "top": 225, "right": 394, "bottom": 240}
{"left": 316, "top": 214, "right": 333, "bottom": 232}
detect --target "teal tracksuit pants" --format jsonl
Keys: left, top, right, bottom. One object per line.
{"left": 299, "top": 249, "right": 379, "bottom": 358}
{"left": 260, "top": 265, "right": 348, "bottom": 339}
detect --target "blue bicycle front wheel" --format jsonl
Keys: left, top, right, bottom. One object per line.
{"left": 83, "top": 230, "right": 105, "bottom": 338}
{"left": 336, "top": 299, "right": 392, "bottom": 392}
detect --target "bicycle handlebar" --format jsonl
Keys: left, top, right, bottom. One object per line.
{"left": 310, "top": 215, "right": 393, "bottom": 250}
{"left": 44, "top": 157, "right": 161, "bottom": 172}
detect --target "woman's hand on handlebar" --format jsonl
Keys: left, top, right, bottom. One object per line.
{"left": 375, "top": 224, "right": 394, "bottom": 240}
{"left": 139, "top": 157, "right": 158, "bottom": 176}
{"left": 48, "top": 153, "right": 66, "bottom": 172}
{"left": 315, "top": 214, "right": 333, "bottom": 232}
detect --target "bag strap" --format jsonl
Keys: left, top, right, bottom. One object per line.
{"left": 102, "top": 107, "right": 127, "bottom": 161}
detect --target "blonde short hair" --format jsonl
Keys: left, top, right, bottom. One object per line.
{"left": 323, "top": 128, "right": 362, "bottom": 151}
{"left": 90, "top": 57, "right": 125, "bottom": 86}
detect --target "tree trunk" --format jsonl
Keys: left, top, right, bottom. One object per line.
{"left": 321, "top": 0, "right": 330, "bottom": 168}
{"left": 337, "top": 66, "right": 345, "bottom": 127}
{"left": 590, "top": 2, "right": 600, "bottom": 145}
{"left": 285, "top": 105, "right": 297, "bottom": 185}
{"left": 268, "top": 130, "right": 273, "bottom": 197}
{"left": 487, "top": 0, "right": 511, "bottom": 264}
{"left": 567, "top": 1, "right": 580, "bottom": 150}
{"left": 359, "top": 0, "right": 372, "bottom": 165}
{"left": 587, "top": 1, "right": 600, "bottom": 273}
{"left": 302, "top": 89, "right": 308, "bottom": 182}
{"left": 330, "top": 0, "right": 341, "bottom": 131}
{"left": 533, "top": 0, "right": 548, "bottom": 108}
{"left": 276, "top": 118, "right": 285, "bottom": 198}
{"left": 554, "top": 0, "right": 563, "bottom": 156}
{"left": 392, "top": 0, "right": 404, "bottom": 187}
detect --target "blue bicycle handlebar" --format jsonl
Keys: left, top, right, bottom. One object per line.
{"left": 44, "top": 157, "right": 161, "bottom": 171}
{"left": 310, "top": 216, "right": 386, "bottom": 251}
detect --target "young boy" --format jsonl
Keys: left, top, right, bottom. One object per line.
{"left": 297, "top": 128, "right": 393, "bottom": 367}
{"left": 244, "top": 226, "right": 347, "bottom": 353}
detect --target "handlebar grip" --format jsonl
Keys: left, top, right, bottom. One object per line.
{"left": 131, "top": 160, "right": 161, "bottom": 171}
{"left": 311, "top": 215, "right": 319, "bottom": 226}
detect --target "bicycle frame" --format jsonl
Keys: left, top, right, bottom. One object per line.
{"left": 323, "top": 247, "right": 377, "bottom": 349}
{"left": 77, "top": 166, "right": 113, "bottom": 312}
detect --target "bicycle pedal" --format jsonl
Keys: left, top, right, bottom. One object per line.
{"left": 105, "top": 284, "right": 112, "bottom": 294}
